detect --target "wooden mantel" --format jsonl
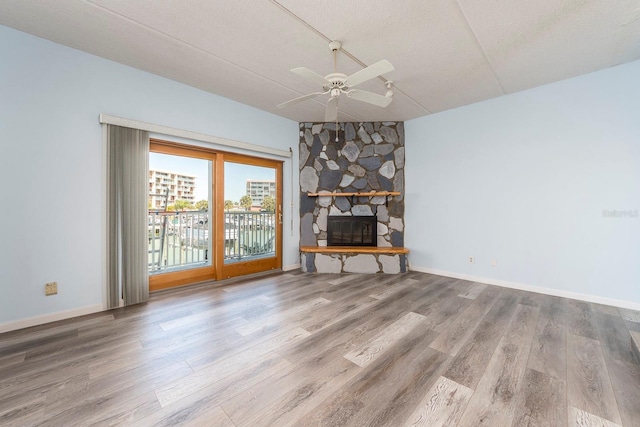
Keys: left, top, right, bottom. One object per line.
{"left": 306, "top": 191, "right": 401, "bottom": 197}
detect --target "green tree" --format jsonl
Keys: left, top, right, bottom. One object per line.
{"left": 261, "top": 195, "right": 275, "bottom": 212}
{"left": 195, "top": 199, "right": 208, "bottom": 211}
{"left": 224, "top": 200, "right": 234, "bottom": 211}
{"left": 239, "top": 195, "right": 253, "bottom": 211}
{"left": 173, "top": 200, "right": 194, "bottom": 211}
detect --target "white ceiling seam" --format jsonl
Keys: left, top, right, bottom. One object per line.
{"left": 453, "top": 0, "right": 506, "bottom": 95}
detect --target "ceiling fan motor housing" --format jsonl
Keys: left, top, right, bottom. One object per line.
{"left": 323, "top": 73, "right": 349, "bottom": 93}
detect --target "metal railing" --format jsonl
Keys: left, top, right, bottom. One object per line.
{"left": 148, "top": 211, "right": 209, "bottom": 273}
{"left": 148, "top": 210, "right": 276, "bottom": 273}
{"left": 223, "top": 211, "right": 276, "bottom": 264}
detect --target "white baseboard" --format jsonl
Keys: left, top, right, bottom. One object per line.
{"left": 411, "top": 265, "right": 640, "bottom": 312}
{"left": 0, "top": 304, "right": 105, "bottom": 334}
{"left": 282, "top": 263, "right": 301, "bottom": 272}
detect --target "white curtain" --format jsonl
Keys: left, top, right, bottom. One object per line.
{"left": 106, "top": 125, "right": 149, "bottom": 308}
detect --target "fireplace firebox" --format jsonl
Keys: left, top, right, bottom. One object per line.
{"left": 327, "top": 216, "right": 377, "bottom": 246}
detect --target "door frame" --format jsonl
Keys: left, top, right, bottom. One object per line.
{"left": 148, "top": 139, "right": 283, "bottom": 290}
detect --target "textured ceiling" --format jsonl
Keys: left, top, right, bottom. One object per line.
{"left": 1, "top": 0, "right": 639, "bottom": 122}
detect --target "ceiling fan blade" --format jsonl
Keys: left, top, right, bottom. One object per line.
{"left": 347, "top": 89, "right": 393, "bottom": 107}
{"left": 324, "top": 97, "right": 338, "bottom": 122}
{"left": 344, "top": 60, "right": 394, "bottom": 88}
{"left": 291, "top": 67, "right": 330, "bottom": 86}
{"left": 277, "top": 92, "right": 324, "bottom": 109}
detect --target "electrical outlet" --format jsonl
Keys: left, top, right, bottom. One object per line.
{"left": 491, "top": 260, "right": 497, "bottom": 267}
{"left": 468, "top": 256, "right": 474, "bottom": 264}
{"left": 45, "top": 282, "right": 58, "bottom": 296}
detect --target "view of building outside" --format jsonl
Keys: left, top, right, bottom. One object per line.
{"left": 149, "top": 153, "right": 277, "bottom": 211}
{"left": 147, "top": 155, "right": 278, "bottom": 272}
{"left": 148, "top": 169, "right": 197, "bottom": 210}
{"left": 148, "top": 171, "right": 275, "bottom": 212}
{"left": 246, "top": 180, "right": 276, "bottom": 208}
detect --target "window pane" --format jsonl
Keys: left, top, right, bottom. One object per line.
{"left": 223, "top": 162, "right": 276, "bottom": 264}
{"left": 148, "top": 152, "right": 211, "bottom": 273}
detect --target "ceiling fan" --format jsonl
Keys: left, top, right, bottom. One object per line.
{"left": 277, "top": 41, "right": 395, "bottom": 122}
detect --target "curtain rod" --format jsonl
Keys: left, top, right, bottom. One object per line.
{"left": 99, "top": 114, "right": 292, "bottom": 158}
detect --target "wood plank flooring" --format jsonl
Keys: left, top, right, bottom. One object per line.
{"left": 1, "top": 271, "right": 640, "bottom": 426}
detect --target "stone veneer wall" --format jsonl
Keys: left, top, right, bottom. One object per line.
{"left": 299, "top": 121, "right": 406, "bottom": 273}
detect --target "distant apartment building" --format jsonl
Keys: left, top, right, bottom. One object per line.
{"left": 246, "top": 179, "right": 276, "bottom": 206}
{"left": 149, "top": 169, "right": 196, "bottom": 209}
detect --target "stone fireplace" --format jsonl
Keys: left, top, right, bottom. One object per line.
{"left": 299, "top": 121, "right": 407, "bottom": 273}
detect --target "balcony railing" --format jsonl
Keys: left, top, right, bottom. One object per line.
{"left": 148, "top": 210, "right": 276, "bottom": 273}
{"left": 223, "top": 211, "right": 276, "bottom": 264}
{"left": 148, "top": 211, "right": 209, "bottom": 274}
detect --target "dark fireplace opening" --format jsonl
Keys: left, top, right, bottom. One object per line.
{"left": 327, "top": 216, "right": 377, "bottom": 246}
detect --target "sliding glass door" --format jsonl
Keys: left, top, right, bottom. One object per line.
{"left": 148, "top": 140, "right": 283, "bottom": 289}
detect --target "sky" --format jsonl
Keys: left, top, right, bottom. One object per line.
{"left": 150, "top": 152, "right": 275, "bottom": 202}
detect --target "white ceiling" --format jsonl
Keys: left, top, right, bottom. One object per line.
{"left": 1, "top": 0, "right": 639, "bottom": 122}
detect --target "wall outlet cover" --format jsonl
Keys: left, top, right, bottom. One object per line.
{"left": 45, "top": 282, "right": 58, "bottom": 296}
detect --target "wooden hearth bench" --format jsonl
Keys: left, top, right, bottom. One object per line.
{"left": 300, "top": 246, "right": 409, "bottom": 274}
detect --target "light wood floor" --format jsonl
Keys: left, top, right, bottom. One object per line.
{"left": 1, "top": 271, "right": 640, "bottom": 426}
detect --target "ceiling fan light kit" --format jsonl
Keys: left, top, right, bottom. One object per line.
{"left": 277, "top": 41, "right": 394, "bottom": 123}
